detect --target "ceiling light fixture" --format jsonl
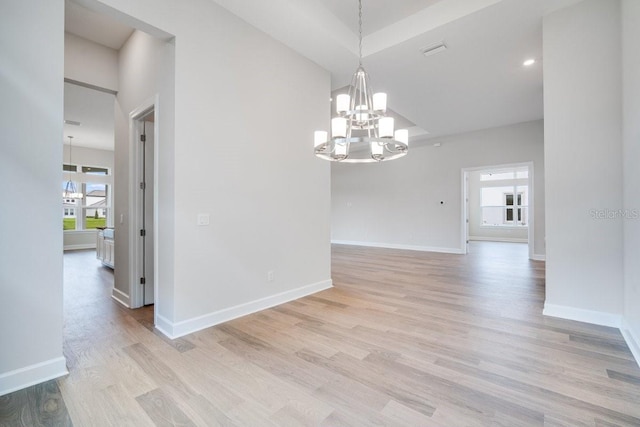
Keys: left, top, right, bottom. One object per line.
{"left": 313, "top": 0, "right": 408, "bottom": 163}
{"left": 523, "top": 58, "right": 536, "bottom": 67}
{"left": 63, "top": 136, "right": 83, "bottom": 199}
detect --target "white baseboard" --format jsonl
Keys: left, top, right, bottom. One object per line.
{"left": 156, "top": 279, "right": 333, "bottom": 339}
{"left": 469, "top": 236, "right": 528, "bottom": 243}
{"left": 543, "top": 303, "right": 622, "bottom": 328}
{"left": 155, "top": 314, "right": 174, "bottom": 338}
{"left": 111, "top": 288, "right": 130, "bottom": 308}
{"left": 0, "top": 357, "right": 68, "bottom": 396}
{"left": 331, "top": 240, "right": 465, "bottom": 255}
{"left": 63, "top": 244, "right": 96, "bottom": 251}
{"left": 621, "top": 319, "right": 640, "bottom": 368}
{"left": 531, "top": 253, "right": 546, "bottom": 261}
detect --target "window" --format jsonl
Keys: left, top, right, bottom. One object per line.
{"left": 479, "top": 169, "right": 528, "bottom": 227}
{"left": 82, "top": 166, "right": 109, "bottom": 175}
{"left": 504, "top": 192, "right": 525, "bottom": 224}
{"left": 84, "top": 183, "right": 108, "bottom": 229}
{"left": 63, "top": 164, "right": 111, "bottom": 231}
{"left": 480, "top": 170, "right": 528, "bottom": 181}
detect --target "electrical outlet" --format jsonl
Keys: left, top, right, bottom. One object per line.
{"left": 267, "top": 271, "right": 274, "bottom": 282}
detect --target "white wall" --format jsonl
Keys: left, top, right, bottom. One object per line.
{"left": 468, "top": 170, "right": 529, "bottom": 242}
{"left": 95, "top": 0, "right": 331, "bottom": 336}
{"left": 543, "top": 0, "right": 624, "bottom": 324}
{"left": 622, "top": 0, "right": 640, "bottom": 361}
{"left": 63, "top": 145, "right": 115, "bottom": 172}
{"left": 64, "top": 32, "right": 118, "bottom": 91}
{"left": 331, "top": 120, "right": 545, "bottom": 256}
{"left": 0, "top": 0, "right": 67, "bottom": 395}
{"left": 113, "top": 29, "right": 173, "bottom": 309}
{"left": 62, "top": 145, "right": 114, "bottom": 250}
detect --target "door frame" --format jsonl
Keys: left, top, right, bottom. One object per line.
{"left": 129, "top": 96, "right": 160, "bottom": 315}
{"left": 461, "top": 170, "right": 470, "bottom": 254}
{"left": 461, "top": 161, "right": 535, "bottom": 259}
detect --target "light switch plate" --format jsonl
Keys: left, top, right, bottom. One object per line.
{"left": 197, "top": 213, "right": 210, "bottom": 226}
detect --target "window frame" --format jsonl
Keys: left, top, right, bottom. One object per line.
{"left": 63, "top": 163, "right": 112, "bottom": 232}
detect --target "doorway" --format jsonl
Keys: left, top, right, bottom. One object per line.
{"left": 462, "top": 162, "right": 535, "bottom": 259}
{"left": 60, "top": 0, "right": 175, "bottom": 364}
{"left": 130, "top": 104, "right": 157, "bottom": 309}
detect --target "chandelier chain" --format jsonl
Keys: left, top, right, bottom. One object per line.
{"left": 358, "top": 0, "right": 363, "bottom": 66}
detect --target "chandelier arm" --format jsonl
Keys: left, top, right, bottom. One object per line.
{"left": 365, "top": 71, "right": 377, "bottom": 138}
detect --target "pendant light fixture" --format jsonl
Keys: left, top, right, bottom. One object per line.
{"left": 314, "top": 0, "right": 408, "bottom": 163}
{"left": 63, "top": 136, "right": 83, "bottom": 199}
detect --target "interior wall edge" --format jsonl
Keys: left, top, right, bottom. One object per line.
{"left": 155, "top": 279, "right": 333, "bottom": 340}
{"left": 331, "top": 240, "right": 466, "bottom": 255}
{"left": 0, "top": 357, "right": 68, "bottom": 397}
{"left": 543, "top": 302, "right": 622, "bottom": 328}
{"left": 621, "top": 319, "right": 640, "bottom": 368}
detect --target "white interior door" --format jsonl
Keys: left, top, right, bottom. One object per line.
{"left": 141, "top": 117, "right": 155, "bottom": 305}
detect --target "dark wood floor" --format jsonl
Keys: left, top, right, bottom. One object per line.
{"left": 2, "top": 243, "right": 640, "bottom": 426}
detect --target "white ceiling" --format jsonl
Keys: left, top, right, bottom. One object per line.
{"left": 64, "top": 0, "right": 583, "bottom": 146}
{"left": 65, "top": 0, "right": 134, "bottom": 50}
{"left": 209, "top": 0, "right": 550, "bottom": 141}
{"left": 322, "top": 0, "right": 447, "bottom": 36}
{"left": 64, "top": 82, "right": 115, "bottom": 151}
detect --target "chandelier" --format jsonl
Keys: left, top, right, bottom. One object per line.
{"left": 63, "top": 136, "right": 83, "bottom": 199}
{"left": 314, "top": 0, "right": 408, "bottom": 163}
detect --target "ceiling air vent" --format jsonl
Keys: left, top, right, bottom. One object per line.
{"left": 421, "top": 42, "right": 447, "bottom": 58}
{"left": 64, "top": 120, "right": 81, "bottom": 126}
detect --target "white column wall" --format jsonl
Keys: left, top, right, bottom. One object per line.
{"left": 622, "top": 0, "right": 640, "bottom": 361}
{"left": 0, "top": 0, "right": 67, "bottom": 395}
{"left": 113, "top": 29, "right": 173, "bottom": 310}
{"left": 543, "top": 0, "right": 624, "bottom": 324}
{"left": 96, "top": 0, "right": 331, "bottom": 335}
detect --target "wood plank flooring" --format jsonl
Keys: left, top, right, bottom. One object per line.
{"left": 2, "top": 242, "right": 640, "bottom": 426}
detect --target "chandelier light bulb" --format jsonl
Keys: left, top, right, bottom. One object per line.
{"left": 371, "top": 141, "right": 384, "bottom": 156}
{"left": 373, "top": 93, "right": 387, "bottom": 112}
{"left": 314, "top": 130, "right": 327, "bottom": 147}
{"left": 379, "top": 117, "right": 394, "bottom": 138}
{"left": 394, "top": 129, "right": 409, "bottom": 145}
{"left": 336, "top": 94, "right": 350, "bottom": 114}
{"left": 331, "top": 117, "right": 347, "bottom": 138}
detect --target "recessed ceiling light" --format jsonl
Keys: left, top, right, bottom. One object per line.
{"left": 523, "top": 58, "right": 536, "bottom": 67}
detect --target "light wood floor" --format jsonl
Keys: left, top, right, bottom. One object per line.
{"left": 2, "top": 242, "right": 640, "bottom": 426}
